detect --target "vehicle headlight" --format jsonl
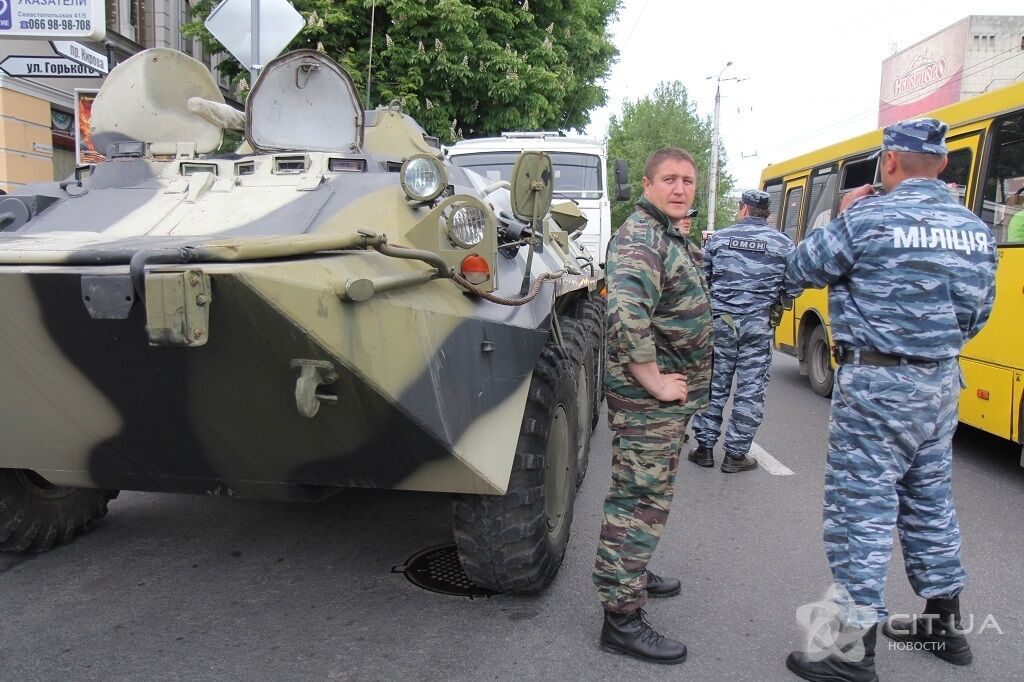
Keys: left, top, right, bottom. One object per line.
{"left": 447, "top": 204, "right": 486, "bottom": 248}
{"left": 400, "top": 154, "right": 447, "bottom": 202}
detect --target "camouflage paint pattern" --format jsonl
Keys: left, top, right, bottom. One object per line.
{"left": 594, "top": 197, "right": 712, "bottom": 612}
{"left": 0, "top": 49, "right": 600, "bottom": 499}
{"left": 784, "top": 175, "right": 997, "bottom": 627}
{"left": 593, "top": 412, "right": 688, "bottom": 612}
{"left": 691, "top": 215, "right": 795, "bottom": 455}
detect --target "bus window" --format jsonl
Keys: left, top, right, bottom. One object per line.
{"left": 782, "top": 186, "right": 803, "bottom": 242}
{"left": 981, "top": 113, "right": 1024, "bottom": 244}
{"left": 940, "top": 148, "right": 972, "bottom": 206}
{"left": 840, "top": 154, "right": 879, "bottom": 200}
{"left": 803, "top": 166, "right": 838, "bottom": 237}
{"left": 764, "top": 180, "right": 783, "bottom": 229}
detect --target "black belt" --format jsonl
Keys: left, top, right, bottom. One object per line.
{"left": 831, "top": 346, "right": 938, "bottom": 367}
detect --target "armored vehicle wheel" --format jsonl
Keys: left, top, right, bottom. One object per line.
{"left": 559, "top": 318, "right": 595, "bottom": 487}
{"left": 569, "top": 293, "right": 606, "bottom": 429}
{"left": 806, "top": 325, "right": 835, "bottom": 398}
{"left": 0, "top": 469, "right": 118, "bottom": 554}
{"left": 452, "top": 342, "right": 580, "bottom": 593}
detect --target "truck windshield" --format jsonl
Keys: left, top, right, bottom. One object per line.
{"left": 450, "top": 152, "right": 603, "bottom": 200}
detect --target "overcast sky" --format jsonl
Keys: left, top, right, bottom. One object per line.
{"left": 584, "top": 1, "right": 1024, "bottom": 193}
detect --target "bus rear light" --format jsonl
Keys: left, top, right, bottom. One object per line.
{"left": 976, "top": 389, "right": 990, "bottom": 400}
{"left": 460, "top": 254, "right": 490, "bottom": 285}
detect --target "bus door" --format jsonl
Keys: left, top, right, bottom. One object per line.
{"left": 940, "top": 131, "right": 982, "bottom": 207}
{"left": 773, "top": 175, "right": 807, "bottom": 352}
{"left": 964, "top": 114, "right": 1024, "bottom": 443}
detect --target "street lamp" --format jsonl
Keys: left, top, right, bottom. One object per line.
{"left": 706, "top": 61, "right": 743, "bottom": 233}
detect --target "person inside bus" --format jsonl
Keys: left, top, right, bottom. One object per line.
{"left": 1007, "top": 187, "right": 1024, "bottom": 242}
{"left": 782, "top": 118, "right": 997, "bottom": 682}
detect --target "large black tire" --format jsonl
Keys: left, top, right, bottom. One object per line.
{"left": 452, "top": 342, "right": 580, "bottom": 593}
{"left": 0, "top": 469, "right": 118, "bottom": 553}
{"left": 806, "top": 325, "right": 835, "bottom": 398}
{"left": 568, "top": 293, "right": 606, "bottom": 429}
{"left": 559, "top": 317, "right": 595, "bottom": 487}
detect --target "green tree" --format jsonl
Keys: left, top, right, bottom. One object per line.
{"left": 607, "top": 81, "right": 736, "bottom": 242}
{"left": 182, "top": 0, "right": 621, "bottom": 143}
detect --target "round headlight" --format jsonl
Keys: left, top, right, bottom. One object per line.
{"left": 400, "top": 155, "right": 447, "bottom": 202}
{"left": 447, "top": 204, "right": 486, "bottom": 248}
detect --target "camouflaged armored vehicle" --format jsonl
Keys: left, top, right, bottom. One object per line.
{"left": 0, "top": 48, "right": 608, "bottom": 593}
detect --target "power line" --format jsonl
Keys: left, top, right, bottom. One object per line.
{"left": 759, "top": 46, "right": 1024, "bottom": 156}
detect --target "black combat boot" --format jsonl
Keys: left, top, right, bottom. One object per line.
{"left": 687, "top": 444, "right": 714, "bottom": 467}
{"left": 721, "top": 453, "right": 758, "bottom": 473}
{"left": 645, "top": 568, "right": 681, "bottom": 598}
{"left": 882, "top": 595, "right": 973, "bottom": 665}
{"left": 786, "top": 623, "right": 878, "bottom": 682}
{"left": 599, "top": 609, "right": 687, "bottom": 664}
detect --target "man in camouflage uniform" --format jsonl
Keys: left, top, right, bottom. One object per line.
{"left": 689, "top": 190, "right": 797, "bottom": 472}
{"left": 783, "top": 119, "right": 997, "bottom": 682}
{"left": 592, "top": 148, "right": 712, "bottom": 665}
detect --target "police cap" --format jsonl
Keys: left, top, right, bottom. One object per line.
{"left": 740, "top": 189, "right": 771, "bottom": 210}
{"left": 882, "top": 118, "right": 948, "bottom": 155}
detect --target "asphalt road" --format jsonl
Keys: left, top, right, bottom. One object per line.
{"left": 2, "top": 352, "right": 1022, "bottom": 681}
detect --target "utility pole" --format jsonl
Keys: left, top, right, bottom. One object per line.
{"left": 706, "top": 62, "right": 730, "bottom": 233}
{"left": 706, "top": 62, "right": 745, "bottom": 233}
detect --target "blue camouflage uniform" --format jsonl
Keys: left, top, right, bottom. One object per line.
{"left": 690, "top": 190, "right": 797, "bottom": 458}
{"left": 783, "top": 118, "right": 998, "bottom": 627}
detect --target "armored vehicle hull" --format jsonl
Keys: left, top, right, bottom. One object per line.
{"left": 0, "top": 48, "right": 606, "bottom": 592}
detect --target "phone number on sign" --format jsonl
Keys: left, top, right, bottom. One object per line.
{"left": 20, "top": 18, "right": 91, "bottom": 30}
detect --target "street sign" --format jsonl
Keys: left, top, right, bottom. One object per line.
{"left": 51, "top": 40, "right": 107, "bottom": 73}
{"left": 205, "top": 0, "right": 303, "bottom": 71}
{"left": 0, "top": 0, "right": 106, "bottom": 41}
{"left": 0, "top": 54, "right": 102, "bottom": 78}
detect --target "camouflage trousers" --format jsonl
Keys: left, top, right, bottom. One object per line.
{"left": 691, "top": 313, "right": 774, "bottom": 456}
{"left": 594, "top": 411, "right": 689, "bottom": 612}
{"left": 825, "top": 359, "right": 965, "bottom": 627}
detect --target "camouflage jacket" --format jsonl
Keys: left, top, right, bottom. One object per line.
{"left": 605, "top": 197, "right": 713, "bottom": 420}
{"left": 783, "top": 178, "right": 997, "bottom": 359}
{"left": 703, "top": 216, "right": 797, "bottom": 317}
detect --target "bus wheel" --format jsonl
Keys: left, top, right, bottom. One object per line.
{"left": 807, "top": 325, "right": 834, "bottom": 398}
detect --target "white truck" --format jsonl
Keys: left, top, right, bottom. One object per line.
{"left": 446, "top": 132, "right": 629, "bottom": 262}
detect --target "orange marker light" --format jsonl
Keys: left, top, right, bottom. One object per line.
{"left": 976, "top": 389, "right": 990, "bottom": 400}
{"left": 460, "top": 254, "right": 490, "bottom": 285}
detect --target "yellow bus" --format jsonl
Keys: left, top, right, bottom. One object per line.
{"left": 760, "top": 81, "right": 1024, "bottom": 462}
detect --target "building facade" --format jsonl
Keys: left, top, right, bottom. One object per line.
{"left": 0, "top": 0, "right": 236, "bottom": 192}
{"left": 879, "top": 15, "right": 1024, "bottom": 127}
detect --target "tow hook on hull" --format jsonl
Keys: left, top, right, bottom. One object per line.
{"left": 290, "top": 359, "right": 339, "bottom": 418}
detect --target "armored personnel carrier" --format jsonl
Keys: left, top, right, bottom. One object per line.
{"left": 0, "top": 48, "right": 607, "bottom": 592}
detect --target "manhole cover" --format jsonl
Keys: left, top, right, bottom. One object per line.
{"left": 393, "top": 543, "right": 496, "bottom": 598}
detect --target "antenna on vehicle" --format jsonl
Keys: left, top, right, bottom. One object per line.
{"left": 365, "top": 0, "right": 376, "bottom": 108}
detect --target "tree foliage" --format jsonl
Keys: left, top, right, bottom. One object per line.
{"left": 607, "top": 81, "right": 736, "bottom": 241}
{"left": 182, "top": 0, "right": 621, "bottom": 143}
